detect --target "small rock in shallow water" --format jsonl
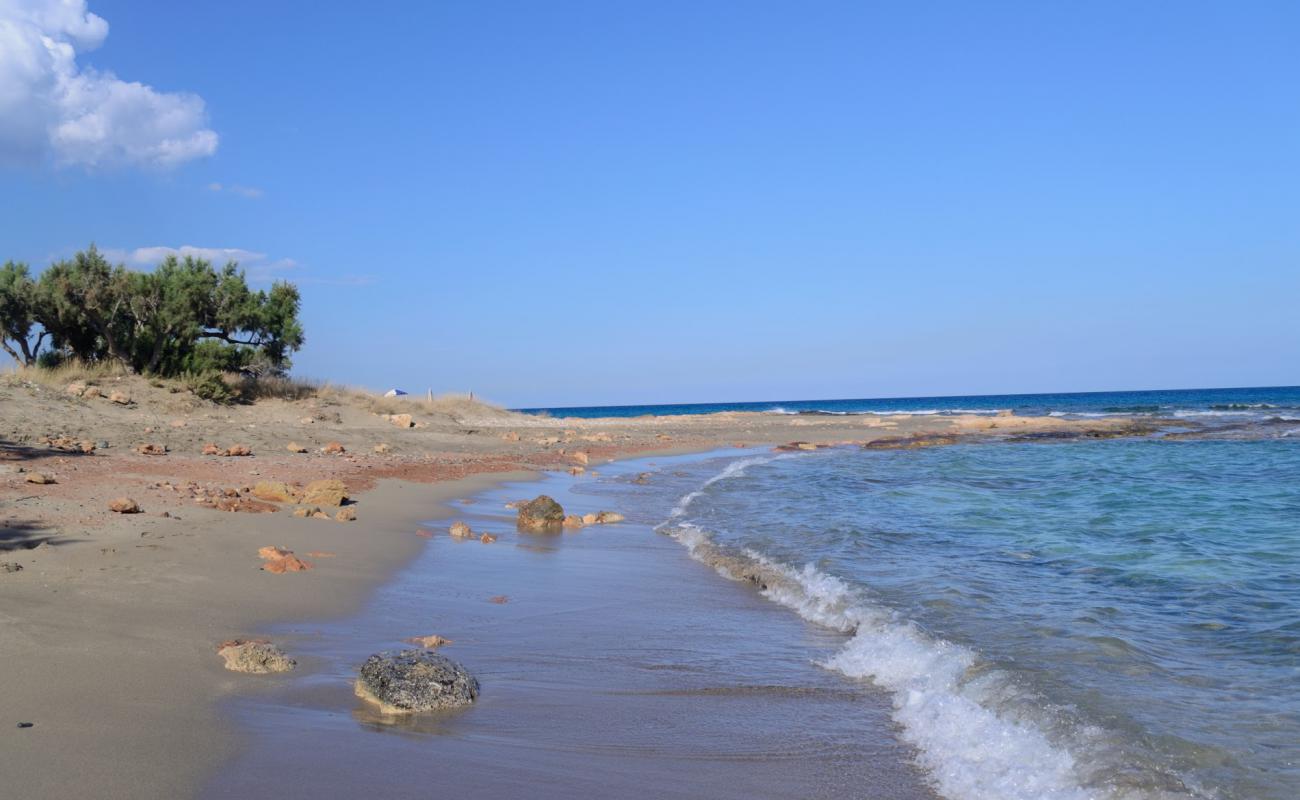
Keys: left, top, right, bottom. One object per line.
{"left": 218, "top": 640, "right": 296, "bottom": 673}
{"left": 516, "top": 495, "right": 564, "bottom": 532}
{"left": 355, "top": 650, "right": 478, "bottom": 713}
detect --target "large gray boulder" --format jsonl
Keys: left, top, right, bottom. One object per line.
{"left": 355, "top": 650, "right": 479, "bottom": 713}
{"left": 516, "top": 494, "right": 565, "bottom": 532}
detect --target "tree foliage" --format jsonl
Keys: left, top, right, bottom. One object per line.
{"left": 0, "top": 245, "right": 304, "bottom": 377}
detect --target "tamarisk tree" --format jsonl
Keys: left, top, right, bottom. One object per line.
{"left": 0, "top": 245, "right": 304, "bottom": 376}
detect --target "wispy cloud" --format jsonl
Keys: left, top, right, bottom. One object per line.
{"left": 206, "top": 182, "right": 264, "bottom": 198}
{"left": 103, "top": 245, "right": 375, "bottom": 287}
{"left": 0, "top": 1, "right": 218, "bottom": 169}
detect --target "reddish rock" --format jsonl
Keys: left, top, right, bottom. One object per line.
{"left": 258, "top": 546, "right": 313, "bottom": 574}
{"left": 201, "top": 443, "right": 221, "bottom": 456}
{"left": 108, "top": 497, "right": 142, "bottom": 514}
{"left": 225, "top": 444, "right": 252, "bottom": 457}
{"left": 322, "top": 441, "right": 346, "bottom": 455}
{"left": 489, "top": 595, "right": 509, "bottom": 604}
{"left": 135, "top": 443, "right": 167, "bottom": 456}
{"left": 286, "top": 442, "right": 308, "bottom": 453}
{"left": 479, "top": 533, "right": 497, "bottom": 544}
{"left": 403, "top": 634, "right": 453, "bottom": 649}
{"left": 109, "top": 390, "right": 131, "bottom": 405}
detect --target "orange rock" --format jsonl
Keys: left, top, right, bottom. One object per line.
{"left": 373, "top": 443, "right": 391, "bottom": 454}
{"left": 389, "top": 413, "right": 414, "bottom": 428}
{"left": 335, "top": 507, "right": 357, "bottom": 522}
{"left": 572, "top": 451, "right": 590, "bottom": 465}
{"left": 489, "top": 595, "right": 509, "bottom": 604}
{"left": 480, "top": 533, "right": 497, "bottom": 544}
{"left": 286, "top": 442, "right": 308, "bottom": 453}
{"left": 322, "top": 441, "right": 345, "bottom": 455}
{"left": 302, "top": 479, "right": 347, "bottom": 507}
{"left": 225, "top": 444, "right": 252, "bottom": 457}
{"left": 202, "top": 443, "right": 221, "bottom": 456}
{"left": 24, "top": 473, "right": 55, "bottom": 485}
{"left": 251, "top": 481, "right": 298, "bottom": 503}
{"left": 108, "top": 497, "right": 141, "bottom": 513}
{"left": 563, "top": 515, "right": 585, "bottom": 528}
{"left": 135, "top": 443, "right": 167, "bottom": 456}
{"left": 403, "top": 634, "right": 453, "bottom": 649}
{"left": 258, "top": 546, "right": 313, "bottom": 574}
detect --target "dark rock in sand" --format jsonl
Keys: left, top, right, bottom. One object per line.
{"left": 355, "top": 650, "right": 479, "bottom": 713}
{"left": 516, "top": 495, "right": 565, "bottom": 532}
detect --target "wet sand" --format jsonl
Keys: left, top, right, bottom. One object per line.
{"left": 203, "top": 453, "right": 939, "bottom": 800}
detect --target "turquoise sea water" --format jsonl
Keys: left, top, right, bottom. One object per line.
{"left": 640, "top": 439, "right": 1299, "bottom": 800}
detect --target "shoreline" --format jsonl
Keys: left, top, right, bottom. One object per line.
{"left": 204, "top": 449, "right": 942, "bottom": 800}
{"left": 0, "top": 376, "right": 1172, "bottom": 798}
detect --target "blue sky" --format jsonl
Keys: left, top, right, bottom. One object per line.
{"left": 2, "top": 1, "right": 1297, "bottom": 407}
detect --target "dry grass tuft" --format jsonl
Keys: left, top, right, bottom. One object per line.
{"left": 3, "top": 359, "right": 129, "bottom": 388}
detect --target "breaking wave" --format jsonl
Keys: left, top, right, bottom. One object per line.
{"left": 655, "top": 457, "right": 1202, "bottom": 800}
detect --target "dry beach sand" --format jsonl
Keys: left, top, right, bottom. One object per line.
{"left": 0, "top": 372, "right": 1156, "bottom": 798}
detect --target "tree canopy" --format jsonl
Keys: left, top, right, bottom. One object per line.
{"left": 0, "top": 246, "right": 304, "bottom": 377}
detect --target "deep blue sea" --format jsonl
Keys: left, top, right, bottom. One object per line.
{"left": 519, "top": 385, "right": 1300, "bottom": 424}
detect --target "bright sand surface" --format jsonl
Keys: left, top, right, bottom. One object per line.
{"left": 0, "top": 473, "right": 526, "bottom": 798}
{"left": 203, "top": 454, "right": 940, "bottom": 800}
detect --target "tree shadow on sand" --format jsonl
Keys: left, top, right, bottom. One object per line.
{"left": 1, "top": 439, "right": 94, "bottom": 463}
{"left": 0, "top": 518, "right": 63, "bottom": 553}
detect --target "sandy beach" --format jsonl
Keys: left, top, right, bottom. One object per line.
{"left": 0, "top": 372, "right": 1156, "bottom": 798}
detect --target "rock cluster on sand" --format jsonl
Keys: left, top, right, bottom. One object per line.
{"left": 203, "top": 443, "right": 252, "bottom": 457}
{"left": 516, "top": 495, "right": 565, "bottom": 532}
{"left": 355, "top": 650, "right": 478, "bottom": 713}
{"left": 217, "top": 640, "right": 296, "bottom": 674}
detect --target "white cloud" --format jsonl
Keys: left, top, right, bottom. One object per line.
{"left": 207, "top": 182, "right": 263, "bottom": 198}
{"left": 0, "top": 0, "right": 217, "bottom": 169}
{"left": 107, "top": 245, "right": 375, "bottom": 286}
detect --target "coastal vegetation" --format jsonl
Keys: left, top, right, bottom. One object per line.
{"left": 0, "top": 245, "right": 303, "bottom": 391}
